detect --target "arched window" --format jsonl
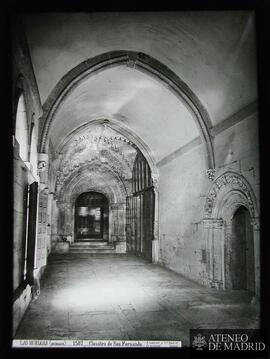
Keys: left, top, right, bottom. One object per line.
{"left": 15, "top": 93, "right": 29, "bottom": 162}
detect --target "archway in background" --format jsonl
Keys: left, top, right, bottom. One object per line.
{"left": 74, "top": 192, "right": 109, "bottom": 242}
{"left": 231, "top": 206, "right": 255, "bottom": 292}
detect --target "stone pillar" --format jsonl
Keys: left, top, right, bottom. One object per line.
{"left": 65, "top": 203, "right": 73, "bottom": 243}
{"left": 56, "top": 201, "right": 73, "bottom": 241}
{"left": 51, "top": 198, "right": 58, "bottom": 250}
{"left": 109, "top": 203, "right": 126, "bottom": 252}
{"left": 202, "top": 218, "right": 224, "bottom": 289}
{"left": 152, "top": 187, "right": 159, "bottom": 264}
{"left": 251, "top": 217, "right": 260, "bottom": 304}
{"left": 110, "top": 204, "right": 124, "bottom": 241}
{"left": 110, "top": 204, "right": 118, "bottom": 243}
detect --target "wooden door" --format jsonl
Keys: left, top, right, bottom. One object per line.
{"left": 231, "top": 206, "right": 252, "bottom": 290}
{"left": 142, "top": 188, "right": 155, "bottom": 261}
{"left": 36, "top": 190, "right": 48, "bottom": 268}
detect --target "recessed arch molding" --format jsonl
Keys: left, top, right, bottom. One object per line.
{"left": 204, "top": 171, "right": 259, "bottom": 219}
{"left": 38, "top": 50, "right": 215, "bottom": 169}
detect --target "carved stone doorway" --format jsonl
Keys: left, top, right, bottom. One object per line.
{"left": 230, "top": 206, "right": 255, "bottom": 292}
{"left": 74, "top": 192, "right": 109, "bottom": 242}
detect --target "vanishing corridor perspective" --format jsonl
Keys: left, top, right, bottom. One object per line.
{"left": 12, "top": 11, "right": 260, "bottom": 344}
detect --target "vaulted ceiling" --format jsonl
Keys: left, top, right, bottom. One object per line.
{"left": 22, "top": 11, "right": 257, "bottom": 165}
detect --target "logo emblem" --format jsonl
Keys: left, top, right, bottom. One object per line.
{"left": 192, "top": 333, "right": 207, "bottom": 350}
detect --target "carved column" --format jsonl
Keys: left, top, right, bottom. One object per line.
{"left": 223, "top": 221, "right": 233, "bottom": 290}
{"left": 56, "top": 201, "right": 73, "bottom": 241}
{"left": 110, "top": 203, "right": 118, "bottom": 243}
{"left": 46, "top": 192, "right": 54, "bottom": 254}
{"left": 51, "top": 198, "right": 59, "bottom": 248}
{"left": 65, "top": 203, "right": 73, "bottom": 242}
{"left": 38, "top": 153, "right": 49, "bottom": 186}
{"left": 109, "top": 203, "right": 126, "bottom": 252}
{"left": 202, "top": 218, "right": 224, "bottom": 289}
{"left": 110, "top": 203, "right": 126, "bottom": 243}
{"left": 251, "top": 217, "right": 260, "bottom": 303}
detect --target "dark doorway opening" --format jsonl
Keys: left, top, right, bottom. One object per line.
{"left": 75, "top": 192, "right": 109, "bottom": 242}
{"left": 231, "top": 206, "right": 255, "bottom": 292}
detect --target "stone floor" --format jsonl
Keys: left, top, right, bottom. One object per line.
{"left": 15, "top": 253, "right": 259, "bottom": 347}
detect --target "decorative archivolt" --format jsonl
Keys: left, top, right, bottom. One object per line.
{"left": 57, "top": 163, "right": 127, "bottom": 203}
{"left": 204, "top": 171, "right": 258, "bottom": 219}
{"left": 72, "top": 132, "right": 136, "bottom": 151}
{"left": 70, "top": 184, "right": 116, "bottom": 204}
{"left": 60, "top": 133, "right": 135, "bottom": 167}
{"left": 56, "top": 154, "right": 131, "bottom": 188}
{"left": 54, "top": 124, "right": 137, "bottom": 188}
{"left": 57, "top": 159, "right": 128, "bottom": 189}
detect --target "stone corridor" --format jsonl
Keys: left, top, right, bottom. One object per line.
{"left": 15, "top": 253, "right": 259, "bottom": 347}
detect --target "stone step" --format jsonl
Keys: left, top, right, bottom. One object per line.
{"left": 70, "top": 244, "right": 114, "bottom": 249}
{"left": 70, "top": 241, "right": 110, "bottom": 247}
{"left": 69, "top": 247, "right": 115, "bottom": 251}
{"left": 69, "top": 240, "right": 116, "bottom": 254}
{"left": 69, "top": 248, "right": 116, "bottom": 254}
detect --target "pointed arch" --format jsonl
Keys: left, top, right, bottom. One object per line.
{"left": 38, "top": 51, "right": 215, "bottom": 169}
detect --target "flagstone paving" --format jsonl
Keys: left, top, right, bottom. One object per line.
{"left": 15, "top": 253, "right": 259, "bottom": 347}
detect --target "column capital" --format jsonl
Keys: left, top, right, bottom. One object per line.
{"left": 38, "top": 153, "right": 49, "bottom": 167}
{"left": 251, "top": 217, "right": 260, "bottom": 231}
{"left": 56, "top": 201, "right": 71, "bottom": 209}
{"left": 202, "top": 218, "right": 224, "bottom": 229}
{"left": 110, "top": 203, "right": 119, "bottom": 210}
{"left": 206, "top": 168, "right": 216, "bottom": 181}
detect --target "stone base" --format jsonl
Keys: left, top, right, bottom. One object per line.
{"left": 251, "top": 294, "right": 260, "bottom": 307}
{"left": 204, "top": 278, "right": 224, "bottom": 290}
{"left": 115, "top": 241, "right": 126, "bottom": 253}
{"left": 53, "top": 242, "right": 70, "bottom": 254}
{"left": 152, "top": 239, "right": 159, "bottom": 263}
{"left": 13, "top": 284, "right": 32, "bottom": 337}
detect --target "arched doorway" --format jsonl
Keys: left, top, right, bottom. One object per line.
{"left": 231, "top": 206, "right": 255, "bottom": 292}
{"left": 203, "top": 171, "right": 259, "bottom": 295}
{"left": 74, "top": 192, "right": 109, "bottom": 242}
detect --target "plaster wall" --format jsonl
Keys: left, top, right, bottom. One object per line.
{"left": 214, "top": 112, "right": 259, "bottom": 201}
{"left": 158, "top": 143, "right": 209, "bottom": 284}
{"left": 158, "top": 111, "right": 259, "bottom": 286}
{"left": 13, "top": 153, "right": 28, "bottom": 291}
{"left": 12, "top": 19, "right": 44, "bottom": 337}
